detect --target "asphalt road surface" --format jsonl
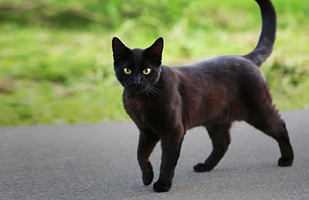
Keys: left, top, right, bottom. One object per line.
{"left": 0, "top": 110, "right": 308, "bottom": 199}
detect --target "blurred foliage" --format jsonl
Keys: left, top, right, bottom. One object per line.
{"left": 0, "top": 0, "right": 308, "bottom": 126}
{"left": 0, "top": 0, "right": 308, "bottom": 30}
{"left": 0, "top": 0, "right": 189, "bottom": 29}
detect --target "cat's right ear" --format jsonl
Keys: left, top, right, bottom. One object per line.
{"left": 112, "top": 37, "right": 131, "bottom": 60}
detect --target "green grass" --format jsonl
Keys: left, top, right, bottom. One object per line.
{"left": 0, "top": 0, "right": 308, "bottom": 126}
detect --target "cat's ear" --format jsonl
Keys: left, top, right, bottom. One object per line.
{"left": 144, "top": 37, "right": 164, "bottom": 60}
{"left": 112, "top": 37, "right": 131, "bottom": 60}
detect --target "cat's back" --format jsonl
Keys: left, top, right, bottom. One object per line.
{"left": 173, "top": 55, "right": 266, "bottom": 84}
{"left": 176, "top": 55, "right": 257, "bottom": 72}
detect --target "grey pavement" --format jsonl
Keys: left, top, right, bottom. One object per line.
{"left": 0, "top": 110, "right": 308, "bottom": 199}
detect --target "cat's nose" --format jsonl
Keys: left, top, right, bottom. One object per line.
{"left": 133, "top": 76, "right": 141, "bottom": 85}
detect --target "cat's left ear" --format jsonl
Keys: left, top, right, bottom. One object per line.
{"left": 144, "top": 37, "right": 164, "bottom": 60}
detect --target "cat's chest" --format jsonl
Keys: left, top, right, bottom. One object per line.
{"left": 132, "top": 102, "right": 146, "bottom": 123}
{"left": 126, "top": 101, "right": 154, "bottom": 122}
{"left": 124, "top": 98, "right": 166, "bottom": 128}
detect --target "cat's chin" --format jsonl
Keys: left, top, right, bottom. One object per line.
{"left": 125, "top": 86, "right": 148, "bottom": 94}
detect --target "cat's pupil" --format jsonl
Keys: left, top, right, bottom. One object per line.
{"left": 143, "top": 68, "right": 151, "bottom": 75}
{"left": 124, "top": 68, "right": 131, "bottom": 75}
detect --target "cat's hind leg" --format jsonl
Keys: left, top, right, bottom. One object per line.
{"left": 194, "top": 123, "right": 231, "bottom": 172}
{"left": 246, "top": 108, "right": 294, "bottom": 167}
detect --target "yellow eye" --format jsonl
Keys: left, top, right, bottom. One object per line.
{"left": 143, "top": 68, "right": 151, "bottom": 75}
{"left": 124, "top": 68, "right": 131, "bottom": 74}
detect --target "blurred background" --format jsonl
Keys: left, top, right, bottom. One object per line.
{"left": 0, "top": 0, "right": 308, "bottom": 127}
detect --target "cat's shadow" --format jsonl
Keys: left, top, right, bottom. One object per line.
{"left": 128, "top": 163, "right": 282, "bottom": 196}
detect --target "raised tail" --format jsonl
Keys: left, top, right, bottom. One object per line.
{"left": 243, "top": 0, "right": 277, "bottom": 67}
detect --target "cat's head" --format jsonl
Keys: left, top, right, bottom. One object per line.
{"left": 112, "top": 37, "right": 163, "bottom": 93}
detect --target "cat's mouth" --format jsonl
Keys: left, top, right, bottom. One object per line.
{"left": 125, "top": 85, "right": 149, "bottom": 94}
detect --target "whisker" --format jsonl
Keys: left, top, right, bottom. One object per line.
{"left": 112, "top": 87, "right": 124, "bottom": 101}
{"left": 148, "top": 87, "right": 165, "bottom": 103}
{"left": 145, "top": 90, "right": 152, "bottom": 103}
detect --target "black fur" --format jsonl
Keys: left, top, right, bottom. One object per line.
{"left": 112, "top": 0, "right": 293, "bottom": 193}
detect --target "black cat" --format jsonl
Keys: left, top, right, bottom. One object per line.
{"left": 112, "top": 0, "right": 293, "bottom": 193}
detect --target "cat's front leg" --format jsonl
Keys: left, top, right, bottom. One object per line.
{"left": 137, "top": 130, "right": 160, "bottom": 186}
{"left": 154, "top": 128, "right": 185, "bottom": 192}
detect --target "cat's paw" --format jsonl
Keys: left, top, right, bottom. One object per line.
{"left": 142, "top": 170, "right": 154, "bottom": 186}
{"left": 193, "top": 163, "right": 213, "bottom": 172}
{"left": 278, "top": 157, "right": 293, "bottom": 167}
{"left": 153, "top": 181, "right": 171, "bottom": 193}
